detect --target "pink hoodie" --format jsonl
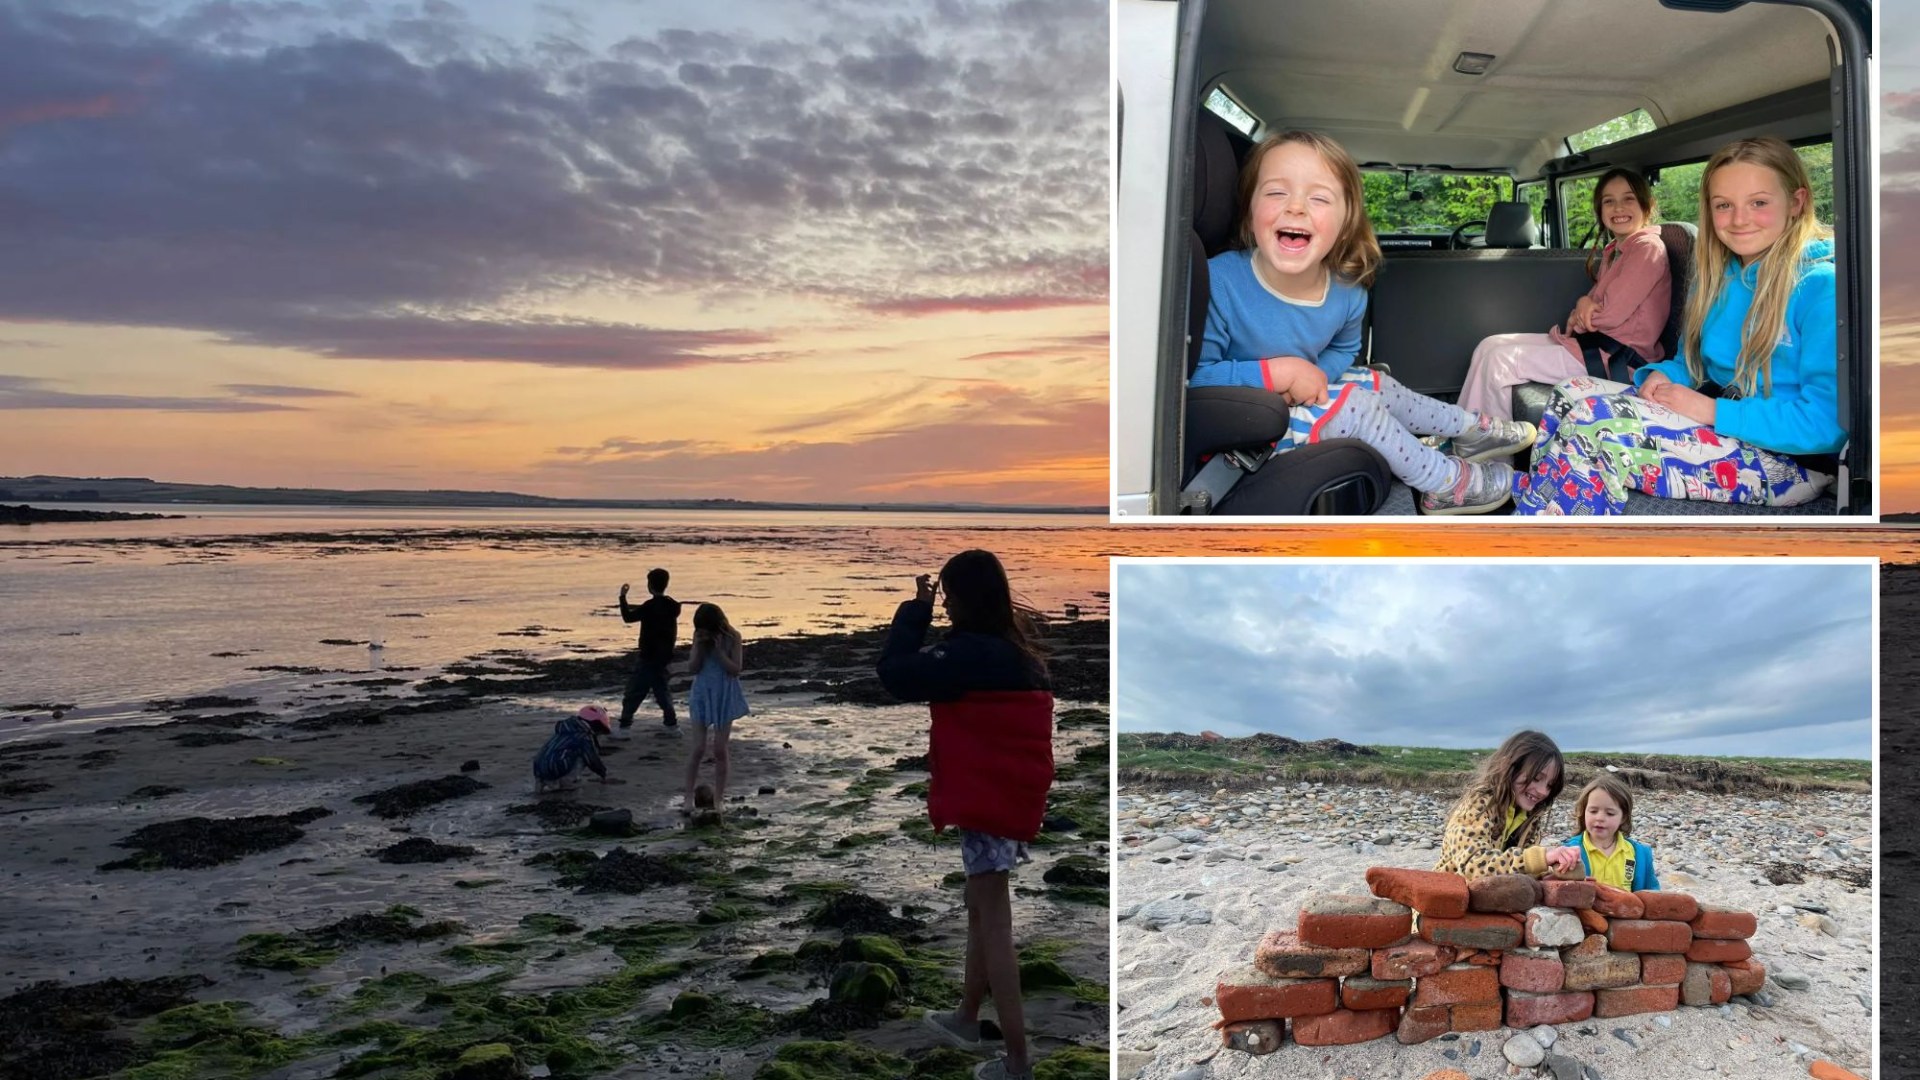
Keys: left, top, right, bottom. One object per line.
{"left": 1548, "top": 225, "right": 1672, "bottom": 364}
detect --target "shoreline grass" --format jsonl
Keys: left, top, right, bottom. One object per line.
{"left": 1118, "top": 734, "right": 1869, "bottom": 794}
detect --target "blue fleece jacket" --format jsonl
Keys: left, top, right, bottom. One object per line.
{"left": 1633, "top": 238, "right": 1841, "bottom": 455}
{"left": 1562, "top": 833, "right": 1660, "bottom": 892}
{"left": 1191, "top": 249, "right": 1370, "bottom": 388}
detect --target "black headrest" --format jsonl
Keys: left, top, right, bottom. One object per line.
{"left": 1193, "top": 110, "right": 1241, "bottom": 256}
{"left": 1486, "top": 202, "right": 1538, "bottom": 248}
{"left": 1656, "top": 221, "right": 1697, "bottom": 358}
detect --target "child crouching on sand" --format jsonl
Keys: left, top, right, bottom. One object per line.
{"left": 533, "top": 705, "right": 612, "bottom": 793}
{"left": 878, "top": 550, "right": 1054, "bottom": 1080}
{"left": 1434, "top": 730, "right": 1583, "bottom": 879}
{"left": 1561, "top": 774, "right": 1661, "bottom": 890}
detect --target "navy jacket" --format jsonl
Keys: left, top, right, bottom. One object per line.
{"left": 877, "top": 599, "right": 1048, "bottom": 701}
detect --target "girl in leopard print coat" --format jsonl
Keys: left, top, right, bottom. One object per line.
{"left": 1433, "top": 730, "right": 1582, "bottom": 879}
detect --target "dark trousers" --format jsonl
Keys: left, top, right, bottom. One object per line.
{"left": 620, "top": 659, "right": 677, "bottom": 727}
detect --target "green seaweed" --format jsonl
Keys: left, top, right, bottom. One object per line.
{"left": 1033, "top": 1046, "right": 1111, "bottom": 1080}
{"left": 518, "top": 913, "right": 583, "bottom": 935}
{"left": 119, "top": 1000, "right": 317, "bottom": 1080}
{"left": 752, "top": 1039, "right": 910, "bottom": 1079}
{"left": 630, "top": 990, "right": 780, "bottom": 1049}
{"left": 583, "top": 921, "right": 704, "bottom": 963}
{"left": 833, "top": 831, "right": 892, "bottom": 849}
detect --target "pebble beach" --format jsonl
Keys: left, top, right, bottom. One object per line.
{"left": 1115, "top": 779, "right": 1873, "bottom": 1080}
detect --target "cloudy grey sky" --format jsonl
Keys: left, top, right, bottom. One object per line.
{"left": 1116, "top": 561, "right": 1873, "bottom": 760}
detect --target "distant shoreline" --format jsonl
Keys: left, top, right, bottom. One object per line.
{"left": 0, "top": 476, "right": 1103, "bottom": 515}
{"left": 1, "top": 504, "right": 180, "bottom": 525}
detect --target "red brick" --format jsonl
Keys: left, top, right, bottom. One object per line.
{"left": 1594, "top": 984, "right": 1680, "bottom": 1017}
{"left": 1298, "top": 909, "right": 1414, "bottom": 950}
{"left": 1607, "top": 919, "right": 1693, "bottom": 954}
{"left": 1563, "top": 942, "right": 1640, "bottom": 991}
{"left": 1253, "top": 929, "right": 1370, "bottom": 979}
{"left": 1466, "top": 873, "right": 1540, "bottom": 913}
{"left": 1691, "top": 905, "right": 1758, "bottom": 940}
{"left": 1591, "top": 883, "right": 1645, "bottom": 919}
{"left": 1293, "top": 1007, "right": 1399, "bottom": 1046}
{"left": 1576, "top": 908, "right": 1610, "bottom": 935}
{"left": 1723, "top": 958, "right": 1766, "bottom": 996}
{"left": 1372, "top": 940, "right": 1455, "bottom": 980}
{"left": 1396, "top": 1004, "right": 1449, "bottom": 1045}
{"left": 1417, "top": 913, "right": 1522, "bottom": 951}
{"left": 1411, "top": 964, "right": 1500, "bottom": 1007}
{"left": 1464, "top": 951, "right": 1501, "bottom": 967}
{"left": 1810, "top": 1062, "right": 1867, "bottom": 1080}
{"left": 1681, "top": 962, "right": 1733, "bottom": 1007}
{"left": 1214, "top": 966, "right": 1338, "bottom": 1022}
{"left": 1218, "top": 1019, "right": 1285, "bottom": 1054}
{"left": 1500, "top": 948, "right": 1566, "bottom": 993}
{"left": 1685, "top": 937, "right": 1752, "bottom": 964}
{"left": 1450, "top": 1001, "right": 1503, "bottom": 1032}
{"left": 1640, "top": 954, "right": 1687, "bottom": 986}
{"left": 1541, "top": 880, "right": 1597, "bottom": 909}
{"left": 1636, "top": 891, "right": 1698, "bottom": 921}
{"left": 1341, "top": 975, "right": 1411, "bottom": 1011}
{"left": 1506, "top": 989, "right": 1595, "bottom": 1027}
{"left": 1366, "top": 866, "right": 1469, "bottom": 919}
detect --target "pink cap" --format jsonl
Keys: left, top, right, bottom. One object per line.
{"left": 577, "top": 705, "right": 611, "bottom": 733}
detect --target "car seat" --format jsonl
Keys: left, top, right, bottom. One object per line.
{"left": 1179, "top": 112, "right": 1392, "bottom": 515}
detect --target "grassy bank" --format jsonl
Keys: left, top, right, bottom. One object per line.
{"left": 1117, "top": 733, "right": 1869, "bottom": 795}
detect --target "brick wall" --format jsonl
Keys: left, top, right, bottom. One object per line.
{"left": 1212, "top": 867, "right": 1762, "bottom": 1049}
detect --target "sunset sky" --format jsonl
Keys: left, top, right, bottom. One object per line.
{"left": 1886, "top": 5, "right": 1920, "bottom": 512}
{"left": 0, "top": 0, "right": 1107, "bottom": 506}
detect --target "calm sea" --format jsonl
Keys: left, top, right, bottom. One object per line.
{"left": 3, "top": 504, "right": 1914, "bottom": 735}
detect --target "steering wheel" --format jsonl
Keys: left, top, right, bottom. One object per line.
{"left": 1449, "top": 220, "right": 1487, "bottom": 250}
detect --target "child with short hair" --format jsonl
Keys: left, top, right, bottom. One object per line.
{"left": 533, "top": 705, "right": 612, "bottom": 793}
{"left": 1192, "top": 129, "right": 1537, "bottom": 513}
{"left": 1561, "top": 775, "right": 1660, "bottom": 891}
{"left": 682, "top": 602, "right": 748, "bottom": 815}
{"left": 1517, "top": 136, "right": 1841, "bottom": 513}
{"left": 1434, "top": 730, "right": 1583, "bottom": 879}
{"left": 618, "top": 568, "right": 682, "bottom": 732}
{"left": 879, "top": 550, "right": 1054, "bottom": 1080}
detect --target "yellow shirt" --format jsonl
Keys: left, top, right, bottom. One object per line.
{"left": 1502, "top": 805, "right": 1526, "bottom": 846}
{"left": 1582, "top": 833, "right": 1632, "bottom": 889}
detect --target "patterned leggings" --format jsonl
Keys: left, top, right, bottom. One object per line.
{"left": 1513, "top": 377, "right": 1833, "bottom": 515}
{"left": 1282, "top": 368, "right": 1480, "bottom": 493}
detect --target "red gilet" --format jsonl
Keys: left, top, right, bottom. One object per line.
{"left": 927, "top": 690, "right": 1056, "bottom": 842}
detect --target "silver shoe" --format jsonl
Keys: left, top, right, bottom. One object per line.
{"left": 1421, "top": 460, "right": 1515, "bottom": 515}
{"left": 1450, "top": 416, "right": 1537, "bottom": 462}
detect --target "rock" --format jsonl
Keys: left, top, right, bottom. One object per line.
{"left": 827, "top": 961, "right": 901, "bottom": 1009}
{"left": 1796, "top": 912, "right": 1839, "bottom": 937}
{"left": 1129, "top": 898, "right": 1211, "bottom": 930}
{"left": 448, "top": 1043, "right": 527, "bottom": 1080}
{"left": 589, "top": 809, "right": 634, "bottom": 835}
{"left": 758, "top": 785, "right": 777, "bottom": 795}
{"left": 1544, "top": 1054, "right": 1582, "bottom": 1080}
{"left": 459, "top": 759, "right": 480, "bottom": 772}
{"left": 1503, "top": 1032, "right": 1546, "bottom": 1067}
{"left": 1115, "top": 1050, "right": 1155, "bottom": 1078}
{"left": 1531, "top": 1024, "right": 1558, "bottom": 1048}
{"left": 1146, "top": 836, "right": 1181, "bottom": 853}
{"left": 1771, "top": 966, "right": 1812, "bottom": 990}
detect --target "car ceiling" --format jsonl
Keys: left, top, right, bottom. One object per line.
{"left": 1200, "top": 0, "right": 1836, "bottom": 177}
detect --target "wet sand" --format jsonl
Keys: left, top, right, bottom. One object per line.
{"left": 0, "top": 622, "right": 1112, "bottom": 1079}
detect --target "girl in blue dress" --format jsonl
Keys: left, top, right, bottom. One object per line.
{"left": 683, "top": 602, "right": 749, "bottom": 816}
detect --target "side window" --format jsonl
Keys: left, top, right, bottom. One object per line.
{"left": 1559, "top": 175, "right": 1602, "bottom": 248}
{"left": 1516, "top": 181, "right": 1550, "bottom": 244}
{"left": 1650, "top": 142, "right": 1832, "bottom": 232}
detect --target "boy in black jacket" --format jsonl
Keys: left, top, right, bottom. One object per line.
{"left": 617, "top": 567, "right": 681, "bottom": 733}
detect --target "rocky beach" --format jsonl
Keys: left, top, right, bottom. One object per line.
{"left": 0, "top": 619, "right": 1112, "bottom": 1080}
{"left": 1115, "top": 778, "right": 1872, "bottom": 1080}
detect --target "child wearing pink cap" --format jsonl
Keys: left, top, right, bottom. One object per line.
{"left": 533, "top": 705, "right": 612, "bottom": 793}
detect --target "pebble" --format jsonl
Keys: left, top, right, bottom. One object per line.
{"left": 1772, "top": 966, "right": 1812, "bottom": 991}
{"left": 1171, "top": 1067, "right": 1206, "bottom": 1080}
{"left": 1127, "top": 898, "right": 1212, "bottom": 930}
{"left": 1797, "top": 913, "right": 1839, "bottom": 937}
{"left": 1503, "top": 1032, "right": 1546, "bottom": 1067}
{"left": 1115, "top": 1050, "right": 1155, "bottom": 1078}
{"left": 1530, "top": 1025, "right": 1557, "bottom": 1049}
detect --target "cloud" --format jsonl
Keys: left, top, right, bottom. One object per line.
{"left": 0, "top": 374, "right": 303, "bottom": 412}
{"left": 522, "top": 383, "right": 1106, "bottom": 502}
{"left": 222, "top": 383, "right": 357, "bottom": 398}
{"left": 0, "top": 0, "right": 1108, "bottom": 364}
{"left": 1115, "top": 563, "right": 1873, "bottom": 758}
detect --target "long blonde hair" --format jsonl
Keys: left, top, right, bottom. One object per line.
{"left": 1683, "top": 137, "right": 1832, "bottom": 397}
{"left": 1235, "top": 130, "right": 1382, "bottom": 288}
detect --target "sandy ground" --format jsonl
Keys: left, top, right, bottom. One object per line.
{"left": 1114, "top": 788, "right": 1871, "bottom": 1080}
{"left": 0, "top": 649, "right": 1111, "bottom": 1078}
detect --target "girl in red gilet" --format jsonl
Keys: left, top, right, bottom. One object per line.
{"left": 878, "top": 549, "right": 1054, "bottom": 1080}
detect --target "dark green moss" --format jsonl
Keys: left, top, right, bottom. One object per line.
{"left": 752, "top": 1040, "right": 909, "bottom": 1079}
{"left": 1033, "top": 1046, "right": 1110, "bottom": 1079}
{"left": 518, "top": 913, "right": 583, "bottom": 935}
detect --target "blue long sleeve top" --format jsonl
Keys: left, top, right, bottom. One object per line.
{"left": 1633, "top": 238, "right": 1842, "bottom": 455}
{"left": 1190, "top": 249, "right": 1370, "bottom": 389}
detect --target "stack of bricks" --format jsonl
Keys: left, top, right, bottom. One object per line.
{"left": 1213, "top": 866, "right": 1764, "bottom": 1050}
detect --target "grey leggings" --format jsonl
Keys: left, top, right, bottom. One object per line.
{"left": 1313, "top": 372, "right": 1479, "bottom": 492}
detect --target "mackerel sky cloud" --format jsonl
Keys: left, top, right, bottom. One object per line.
{"left": 1115, "top": 562, "right": 1873, "bottom": 759}
{"left": 0, "top": 0, "right": 1107, "bottom": 504}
